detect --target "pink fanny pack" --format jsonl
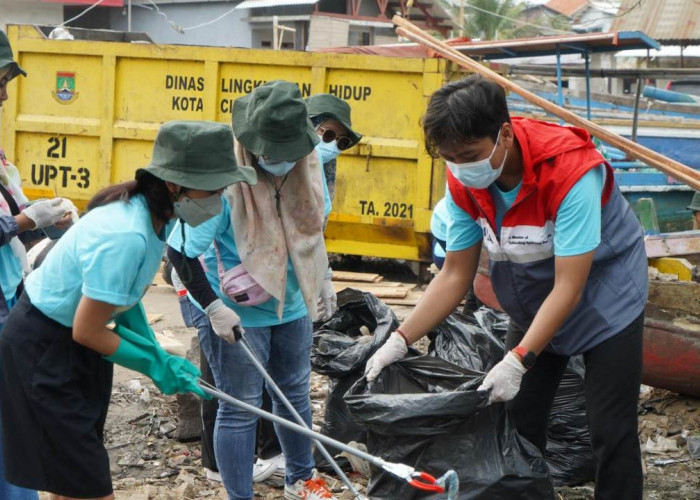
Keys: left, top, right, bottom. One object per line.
{"left": 214, "top": 242, "right": 272, "bottom": 306}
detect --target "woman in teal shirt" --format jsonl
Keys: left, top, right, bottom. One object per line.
{"left": 0, "top": 120, "right": 255, "bottom": 500}
{"left": 168, "top": 81, "right": 335, "bottom": 500}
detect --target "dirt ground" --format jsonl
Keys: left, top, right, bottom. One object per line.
{"left": 39, "top": 264, "right": 700, "bottom": 500}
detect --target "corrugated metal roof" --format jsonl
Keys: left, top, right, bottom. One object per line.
{"left": 610, "top": 0, "right": 700, "bottom": 43}
{"left": 236, "top": 0, "right": 318, "bottom": 9}
{"left": 545, "top": 0, "right": 588, "bottom": 18}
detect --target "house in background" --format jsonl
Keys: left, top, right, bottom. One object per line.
{"left": 13, "top": 0, "right": 453, "bottom": 50}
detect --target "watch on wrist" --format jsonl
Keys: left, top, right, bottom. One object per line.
{"left": 511, "top": 346, "right": 536, "bottom": 370}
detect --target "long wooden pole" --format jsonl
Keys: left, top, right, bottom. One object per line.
{"left": 393, "top": 16, "right": 700, "bottom": 191}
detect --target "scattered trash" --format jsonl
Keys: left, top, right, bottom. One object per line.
{"left": 338, "top": 441, "right": 371, "bottom": 478}
{"left": 644, "top": 436, "right": 680, "bottom": 454}
{"left": 126, "top": 379, "right": 143, "bottom": 392}
{"left": 687, "top": 435, "right": 700, "bottom": 459}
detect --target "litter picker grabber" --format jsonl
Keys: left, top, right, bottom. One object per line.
{"left": 198, "top": 379, "right": 460, "bottom": 500}
{"left": 232, "top": 327, "right": 364, "bottom": 500}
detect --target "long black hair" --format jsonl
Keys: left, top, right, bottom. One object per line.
{"left": 86, "top": 171, "right": 174, "bottom": 223}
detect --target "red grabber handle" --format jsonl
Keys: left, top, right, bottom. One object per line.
{"left": 408, "top": 472, "right": 445, "bottom": 493}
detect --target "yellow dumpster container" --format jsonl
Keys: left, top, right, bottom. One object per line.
{"left": 1, "top": 24, "right": 451, "bottom": 262}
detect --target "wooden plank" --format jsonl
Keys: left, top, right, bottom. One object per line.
{"left": 648, "top": 280, "right": 700, "bottom": 317}
{"left": 633, "top": 198, "right": 660, "bottom": 235}
{"left": 332, "top": 270, "right": 384, "bottom": 283}
{"left": 645, "top": 231, "right": 700, "bottom": 258}
{"left": 332, "top": 280, "right": 407, "bottom": 289}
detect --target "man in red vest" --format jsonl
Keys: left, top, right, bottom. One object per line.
{"left": 365, "top": 75, "right": 648, "bottom": 499}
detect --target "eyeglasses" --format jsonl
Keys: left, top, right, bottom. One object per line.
{"left": 318, "top": 126, "right": 353, "bottom": 151}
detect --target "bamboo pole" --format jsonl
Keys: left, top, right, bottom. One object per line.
{"left": 393, "top": 16, "right": 700, "bottom": 192}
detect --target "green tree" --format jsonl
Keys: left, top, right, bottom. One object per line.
{"left": 463, "top": 0, "right": 525, "bottom": 40}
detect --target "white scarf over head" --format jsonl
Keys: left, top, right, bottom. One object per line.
{"left": 226, "top": 139, "right": 328, "bottom": 320}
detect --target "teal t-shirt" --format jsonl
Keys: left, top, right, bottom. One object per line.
{"left": 0, "top": 242, "right": 22, "bottom": 303}
{"left": 168, "top": 198, "right": 309, "bottom": 328}
{"left": 445, "top": 165, "right": 604, "bottom": 256}
{"left": 430, "top": 197, "right": 450, "bottom": 242}
{"left": 25, "top": 195, "right": 167, "bottom": 327}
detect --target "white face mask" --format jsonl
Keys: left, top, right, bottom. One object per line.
{"left": 446, "top": 129, "right": 507, "bottom": 189}
{"left": 173, "top": 193, "right": 222, "bottom": 227}
{"left": 258, "top": 157, "right": 296, "bottom": 177}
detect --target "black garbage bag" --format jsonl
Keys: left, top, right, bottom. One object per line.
{"left": 311, "top": 289, "right": 419, "bottom": 468}
{"left": 426, "top": 308, "right": 594, "bottom": 487}
{"left": 545, "top": 356, "right": 595, "bottom": 486}
{"left": 345, "top": 356, "right": 554, "bottom": 499}
{"left": 427, "top": 309, "right": 509, "bottom": 373}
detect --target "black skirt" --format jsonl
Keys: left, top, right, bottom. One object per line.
{"left": 0, "top": 293, "right": 113, "bottom": 498}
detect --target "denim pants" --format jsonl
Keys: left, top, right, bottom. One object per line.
{"left": 188, "top": 303, "right": 315, "bottom": 500}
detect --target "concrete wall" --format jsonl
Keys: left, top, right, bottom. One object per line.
{"left": 109, "top": 1, "right": 251, "bottom": 47}
{"left": 0, "top": 1, "right": 63, "bottom": 28}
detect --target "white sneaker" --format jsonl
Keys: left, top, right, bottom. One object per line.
{"left": 205, "top": 468, "right": 222, "bottom": 482}
{"left": 284, "top": 469, "right": 336, "bottom": 500}
{"left": 253, "top": 453, "right": 285, "bottom": 483}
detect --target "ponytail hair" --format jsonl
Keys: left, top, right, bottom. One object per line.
{"left": 86, "top": 171, "right": 174, "bottom": 223}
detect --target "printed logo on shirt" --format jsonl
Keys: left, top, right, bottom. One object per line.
{"left": 500, "top": 222, "right": 554, "bottom": 264}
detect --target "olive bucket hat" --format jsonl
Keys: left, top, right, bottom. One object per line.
{"left": 0, "top": 30, "right": 27, "bottom": 81}
{"left": 305, "top": 93, "right": 362, "bottom": 148}
{"left": 138, "top": 121, "right": 257, "bottom": 191}
{"left": 687, "top": 191, "right": 700, "bottom": 212}
{"left": 232, "top": 80, "right": 319, "bottom": 162}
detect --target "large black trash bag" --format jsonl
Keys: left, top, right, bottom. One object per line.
{"left": 345, "top": 356, "right": 554, "bottom": 499}
{"left": 427, "top": 309, "right": 509, "bottom": 372}
{"left": 311, "top": 289, "right": 419, "bottom": 469}
{"left": 427, "top": 307, "right": 594, "bottom": 487}
{"left": 546, "top": 356, "right": 595, "bottom": 486}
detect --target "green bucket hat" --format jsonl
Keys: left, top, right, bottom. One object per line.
{"left": 687, "top": 191, "right": 700, "bottom": 212}
{"left": 0, "top": 30, "right": 27, "bottom": 81}
{"left": 138, "top": 121, "right": 257, "bottom": 191}
{"left": 232, "top": 80, "right": 319, "bottom": 162}
{"left": 305, "top": 93, "right": 362, "bottom": 148}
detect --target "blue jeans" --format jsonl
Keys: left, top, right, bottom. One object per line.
{"left": 188, "top": 303, "right": 315, "bottom": 500}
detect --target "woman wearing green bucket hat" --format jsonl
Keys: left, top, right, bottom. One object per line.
{"left": 306, "top": 93, "right": 362, "bottom": 203}
{"left": 0, "top": 120, "right": 255, "bottom": 500}
{"left": 167, "top": 80, "right": 337, "bottom": 500}
{"left": 0, "top": 28, "right": 75, "bottom": 500}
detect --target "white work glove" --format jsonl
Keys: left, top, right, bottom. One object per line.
{"left": 204, "top": 298, "right": 243, "bottom": 344}
{"left": 22, "top": 198, "right": 69, "bottom": 229}
{"left": 364, "top": 331, "right": 408, "bottom": 382}
{"left": 478, "top": 351, "right": 527, "bottom": 404}
{"left": 317, "top": 268, "right": 337, "bottom": 322}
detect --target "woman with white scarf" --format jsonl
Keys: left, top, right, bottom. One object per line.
{"left": 167, "top": 80, "right": 336, "bottom": 500}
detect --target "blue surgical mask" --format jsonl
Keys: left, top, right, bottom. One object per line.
{"left": 317, "top": 140, "right": 341, "bottom": 164}
{"left": 446, "top": 130, "right": 507, "bottom": 189}
{"left": 259, "top": 157, "right": 296, "bottom": 177}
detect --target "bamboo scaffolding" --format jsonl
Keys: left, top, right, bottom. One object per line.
{"left": 393, "top": 15, "right": 700, "bottom": 192}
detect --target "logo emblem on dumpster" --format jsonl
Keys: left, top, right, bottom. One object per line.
{"left": 52, "top": 72, "right": 79, "bottom": 104}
